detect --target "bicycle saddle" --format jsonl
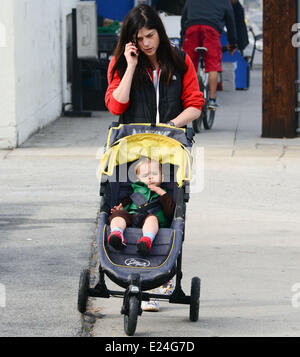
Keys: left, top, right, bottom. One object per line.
{"left": 194, "top": 47, "right": 207, "bottom": 55}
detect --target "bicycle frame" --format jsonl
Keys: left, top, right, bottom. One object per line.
{"left": 193, "top": 46, "right": 216, "bottom": 131}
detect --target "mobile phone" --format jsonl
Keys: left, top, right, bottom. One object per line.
{"left": 131, "top": 41, "right": 138, "bottom": 56}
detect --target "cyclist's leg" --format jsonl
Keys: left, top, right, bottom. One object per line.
{"left": 182, "top": 25, "right": 202, "bottom": 71}
{"left": 202, "top": 26, "right": 222, "bottom": 101}
{"left": 208, "top": 72, "right": 218, "bottom": 100}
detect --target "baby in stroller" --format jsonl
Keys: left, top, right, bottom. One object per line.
{"left": 108, "top": 157, "right": 175, "bottom": 256}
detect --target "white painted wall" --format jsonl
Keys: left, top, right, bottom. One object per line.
{"left": 0, "top": 0, "right": 78, "bottom": 149}
{"left": 0, "top": 0, "right": 17, "bottom": 148}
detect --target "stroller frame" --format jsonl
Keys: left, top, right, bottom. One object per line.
{"left": 77, "top": 123, "right": 200, "bottom": 336}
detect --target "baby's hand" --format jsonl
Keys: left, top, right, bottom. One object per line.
{"left": 148, "top": 184, "right": 165, "bottom": 196}
{"left": 110, "top": 203, "right": 123, "bottom": 214}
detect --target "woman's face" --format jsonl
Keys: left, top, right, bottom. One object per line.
{"left": 135, "top": 27, "right": 160, "bottom": 60}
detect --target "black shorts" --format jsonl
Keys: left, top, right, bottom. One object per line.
{"left": 109, "top": 210, "right": 158, "bottom": 228}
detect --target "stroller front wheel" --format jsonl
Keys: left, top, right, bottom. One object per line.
{"left": 189, "top": 277, "right": 201, "bottom": 322}
{"left": 124, "top": 295, "right": 139, "bottom": 336}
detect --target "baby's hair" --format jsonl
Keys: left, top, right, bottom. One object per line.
{"left": 135, "top": 157, "right": 161, "bottom": 176}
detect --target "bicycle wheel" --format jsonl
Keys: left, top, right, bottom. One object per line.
{"left": 193, "top": 71, "right": 208, "bottom": 133}
{"left": 192, "top": 115, "right": 202, "bottom": 133}
{"left": 202, "top": 108, "right": 216, "bottom": 130}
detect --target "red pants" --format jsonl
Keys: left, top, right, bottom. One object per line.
{"left": 183, "top": 25, "right": 222, "bottom": 73}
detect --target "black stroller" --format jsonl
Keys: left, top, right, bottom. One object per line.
{"left": 77, "top": 123, "right": 201, "bottom": 336}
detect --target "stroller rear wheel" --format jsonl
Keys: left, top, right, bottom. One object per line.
{"left": 124, "top": 295, "right": 139, "bottom": 336}
{"left": 78, "top": 268, "right": 90, "bottom": 313}
{"left": 189, "top": 277, "right": 201, "bottom": 322}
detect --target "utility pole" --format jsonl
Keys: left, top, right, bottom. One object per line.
{"left": 262, "top": 0, "right": 297, "bottom": 138}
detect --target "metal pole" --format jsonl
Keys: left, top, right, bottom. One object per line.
{"left": 63, "top": 8, "right": 92, "bottom": 117}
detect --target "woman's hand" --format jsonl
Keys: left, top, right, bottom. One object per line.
{"left": 112, "top": 43, "right": 137, "bottom": 104}
{"left": 110, "top": 203, "right": 123, "bottom": 214}
{"left": 124, "top": 42, "right": 139, "bottom": 67}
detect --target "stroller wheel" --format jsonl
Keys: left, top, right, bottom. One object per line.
{"left": 78, "top": 268, "right": 90, "bottom": 313}
{"left": 189, "top": 277, "right": 201, "bottom": 322}
{"left": 124, "top": 296, "right": 139, "bottom": 336}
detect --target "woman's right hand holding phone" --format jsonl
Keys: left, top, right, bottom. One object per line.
{"left": 124, "top": 42, "right": 139, "bottom": 67}
{"left": 112, "top": 42, "right": 138, "bottom": 103}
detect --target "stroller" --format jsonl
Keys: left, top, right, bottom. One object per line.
{"left": 77, "top": 123, "right": 201, "bottom": 336}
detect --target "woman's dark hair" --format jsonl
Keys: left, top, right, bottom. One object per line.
{"left": 111, "top": 4, "right": 186, "bottom": 87}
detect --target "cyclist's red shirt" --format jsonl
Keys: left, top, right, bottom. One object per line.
{"left": 105, "top": 53, "right": 204, "bottom": 116}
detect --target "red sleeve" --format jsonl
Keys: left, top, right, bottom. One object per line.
{"left": 105, "top": 57, "right": 130, "bottom": 115}
{"left": 181, "top": 53, "right": 205, "bottom": 110}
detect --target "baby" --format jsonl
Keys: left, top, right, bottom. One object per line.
{"left": 107, "top": 157, "right": 175, "bottom": 255}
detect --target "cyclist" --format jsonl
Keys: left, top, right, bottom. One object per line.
{"left": 181, "top": 0, "right": 238, "bottom": 110}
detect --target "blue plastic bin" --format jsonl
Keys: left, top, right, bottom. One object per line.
{"left": 82, "top": 0, "right": 152, "bottom": 21}
{"left": 221, "top": 32, "right": 250, "bottom": 90}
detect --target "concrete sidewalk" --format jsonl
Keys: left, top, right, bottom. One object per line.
{"left": 1, "top": 68, "right": 300, "bottom": 337}
{"left": 89, "top": 68, "right": 300, "bottom": 337}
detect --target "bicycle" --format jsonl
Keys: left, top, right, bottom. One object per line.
{"left": 192, "top": 47, "right": 216, "bottom": 133}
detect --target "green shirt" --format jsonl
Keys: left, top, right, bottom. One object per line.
{"left": 124, "top": 182, "right": 167, "bottom": 227}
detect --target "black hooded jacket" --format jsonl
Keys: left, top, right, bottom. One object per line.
{"left": 181, "top": 0, "right": 237, "bottom": 45}
{"left": 232, "top": 1, "right": 249, "bottom": 51}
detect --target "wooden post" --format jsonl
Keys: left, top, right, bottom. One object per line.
{"left": 262, "top": 0, "right": 297, "bottom": 138}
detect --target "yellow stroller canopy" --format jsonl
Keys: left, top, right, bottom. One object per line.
{"left": 99, "top": 132, "right": 192, "bottom": 187}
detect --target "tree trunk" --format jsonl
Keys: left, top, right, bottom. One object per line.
{"left": 262, "top": 0, "right": 297, "bottom": 138}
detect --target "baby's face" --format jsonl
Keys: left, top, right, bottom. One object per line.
{"left": 137, "top": 161, "right": 162, "bottom": 187}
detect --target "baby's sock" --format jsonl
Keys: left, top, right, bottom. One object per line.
{"left": 143, "top": 231, "right": 155, "bottom": 242}
{"left": 111, "top": 227, "right": 124, "bottom": 235}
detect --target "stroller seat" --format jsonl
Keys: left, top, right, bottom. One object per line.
{"left": 97, "top": 209, "right": 184, "bottom": 291}
{"left": 104, "top": 226, "right": 175, "bottom": 268}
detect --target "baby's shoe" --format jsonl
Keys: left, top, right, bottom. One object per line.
{"left": 137, "top": 236, "right": 152, "bottom": 256}
{"left": 108, "top": 230, "right": 126, "bottom": 250}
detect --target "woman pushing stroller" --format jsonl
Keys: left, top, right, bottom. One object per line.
{"left": 104, "top": 3, "right": 204, "bottom": 313}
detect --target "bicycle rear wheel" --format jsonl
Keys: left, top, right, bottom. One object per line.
{"left": 202, "top": 108, "right": 215, "bottom": 129}
{"left": 192, "top": 115, "right": 202, "bottom": 133}
{"left": 193, "top": 71, "right": 208, "bottom": 133}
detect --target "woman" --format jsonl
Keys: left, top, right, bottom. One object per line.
{"left": 105, "top": 4, "right": 203, "bottom": 312}
{"left": 105, "top": 4, "right": 204, "bottom": 127}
